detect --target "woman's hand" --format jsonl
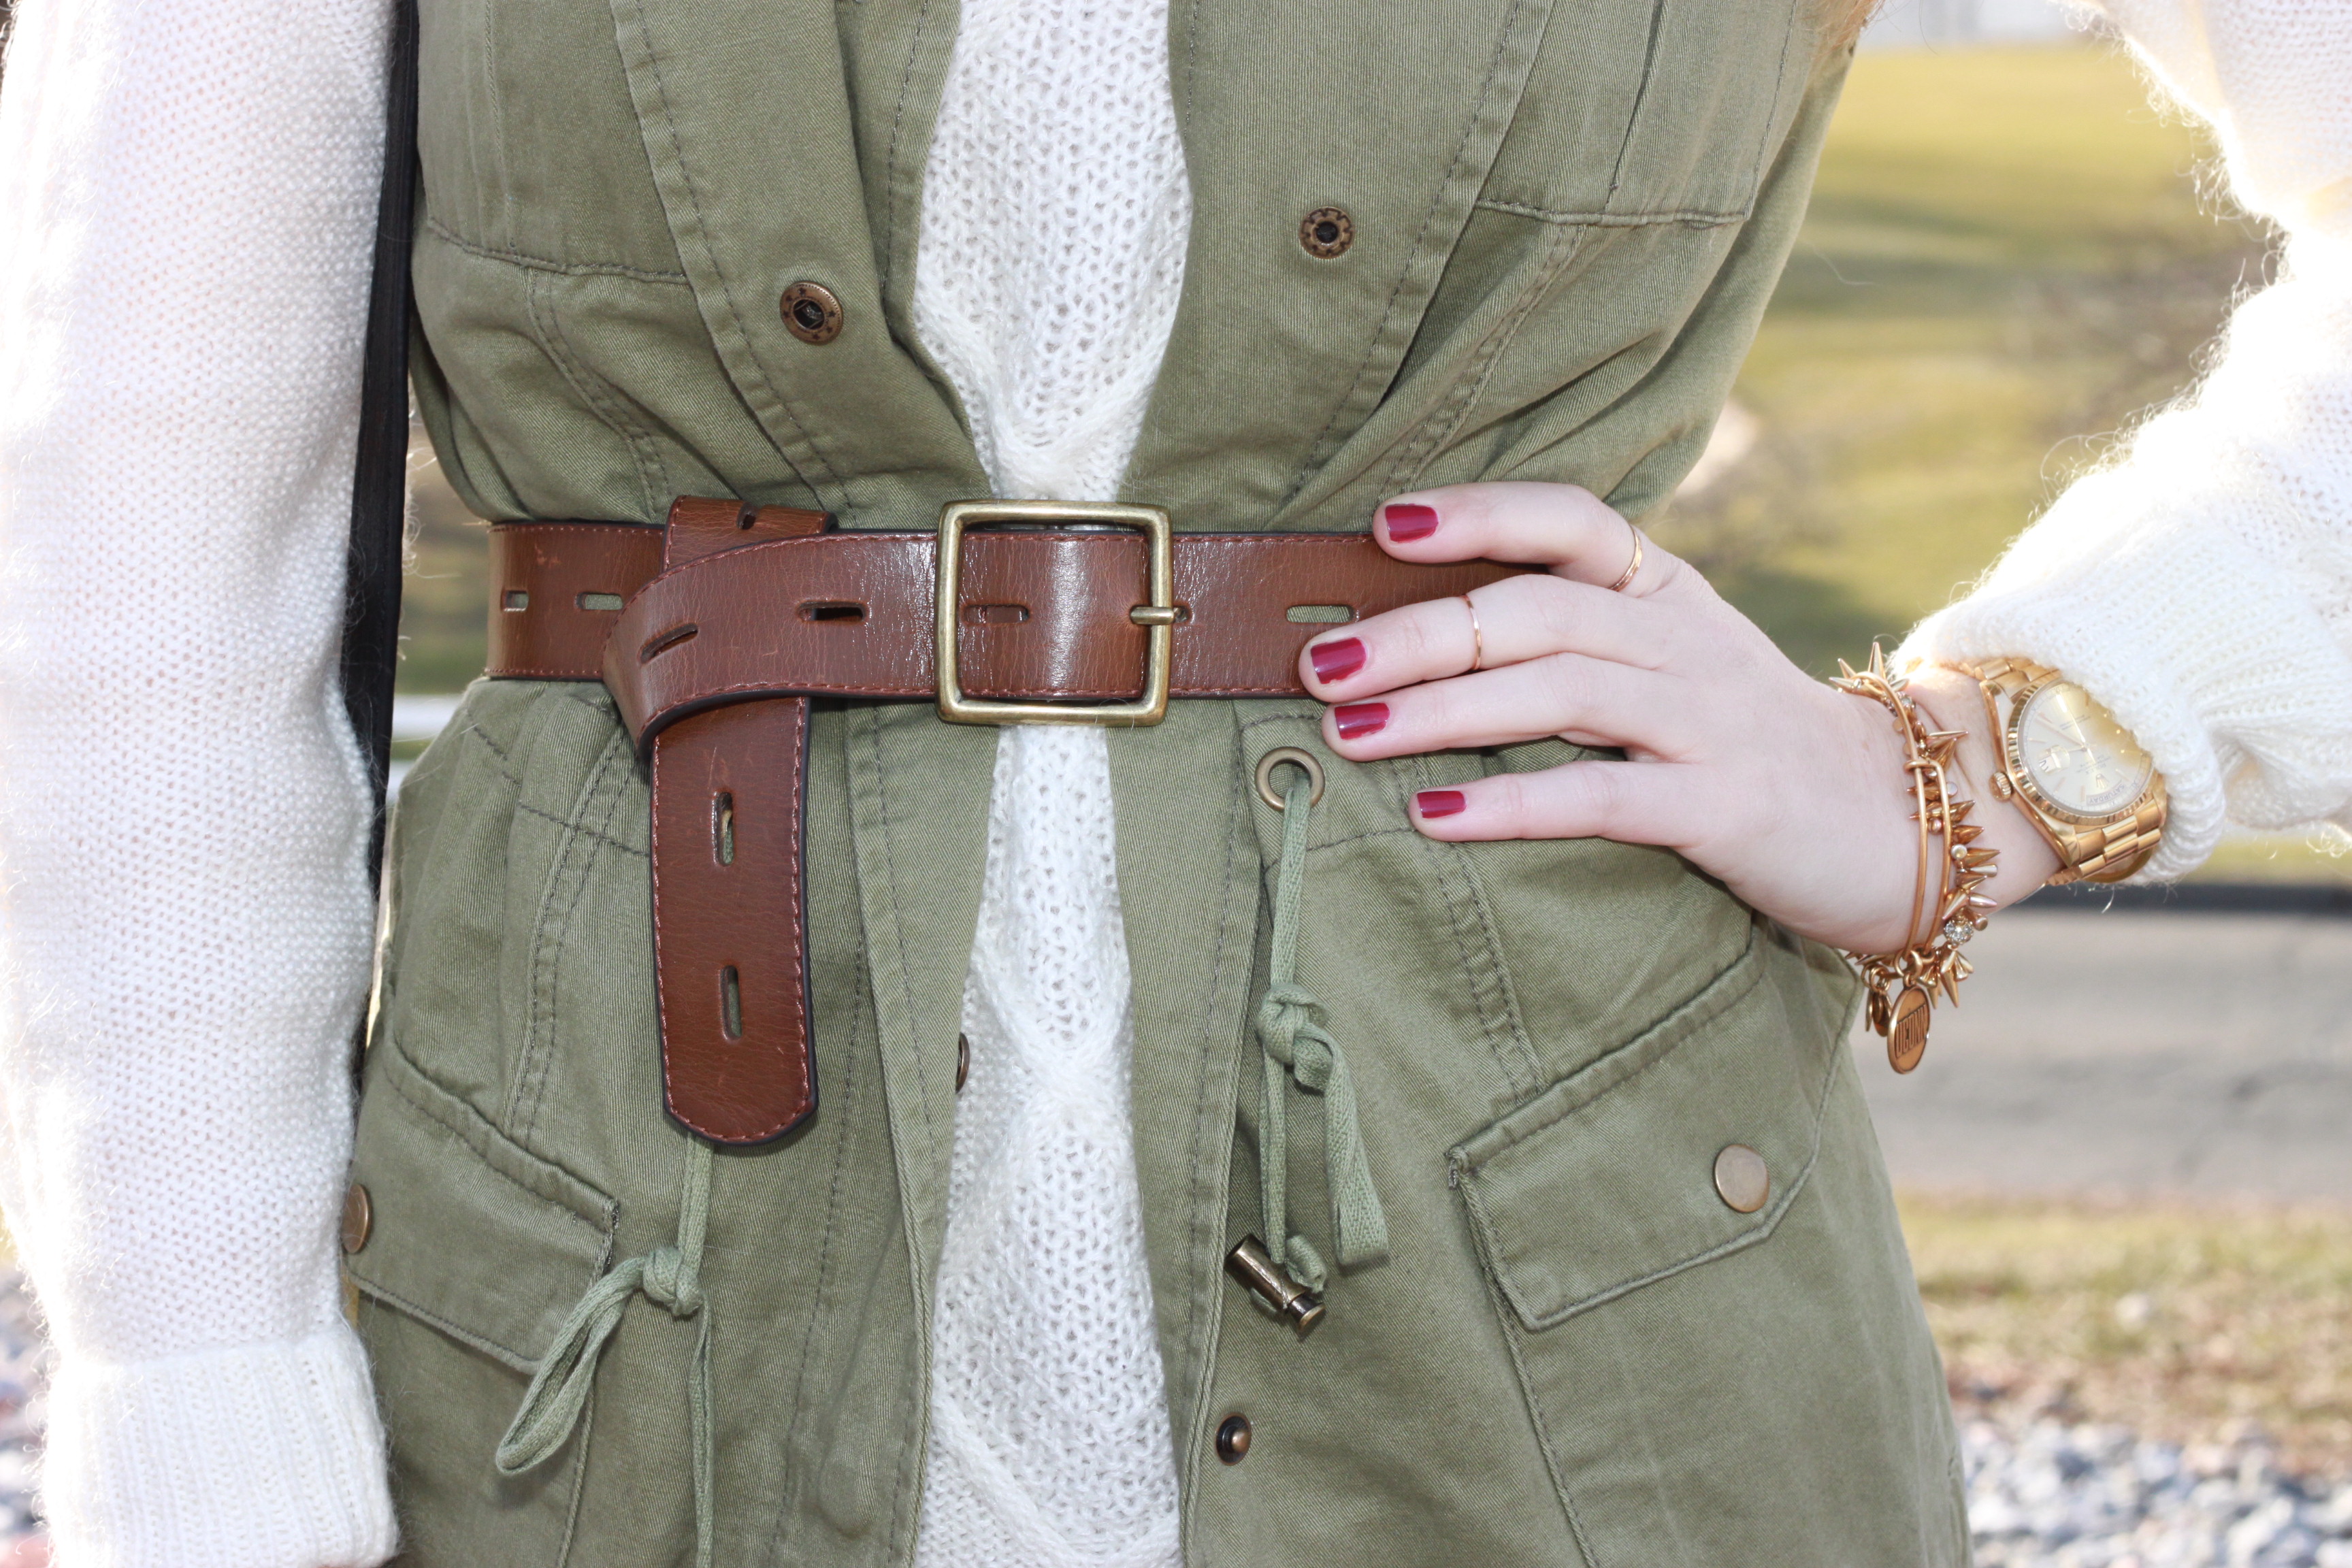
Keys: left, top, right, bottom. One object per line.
{"left": 1296, "top": 482, "right": 2059, "bottom": 953}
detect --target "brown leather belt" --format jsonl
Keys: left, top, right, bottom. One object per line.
{"left": 487, "top": 497, "right": 1533, "bottom": 1144}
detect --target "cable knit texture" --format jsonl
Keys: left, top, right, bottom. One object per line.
{"left": 0, "top": 0, "right": 396, "bottom": 1563}
{"left": 909, "top": 0, "right": 1191, "bottom": 1562}
{"left": 1905, "top": 0, "right": 2352, "bottom": 878}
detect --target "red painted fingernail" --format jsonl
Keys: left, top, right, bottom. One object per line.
{"left": 1415, "top": 789, "right": 1467, "bottom": 819}
{"left": 1309, "top": 636, "right": 1366, "bottom": 683}
{"left": 1333, "top": 702, "right": 1388, "bottom": 740}
{"left": 1383, "top": 503, "right": 1440, "bottom": 541}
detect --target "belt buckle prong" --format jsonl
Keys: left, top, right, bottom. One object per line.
{"left": 934, "top": 499, "right": 1175, "bottom": 727}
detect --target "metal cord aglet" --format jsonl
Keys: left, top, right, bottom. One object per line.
{"left": 1226, "top": 1235, "right": 1326, "bottom": 1333}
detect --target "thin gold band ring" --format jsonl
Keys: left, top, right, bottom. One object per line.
{"left": 1462, "top": 593, "right": 1486, "bottom": 671}
{"left": 1605, "top": 521, "right": 1645, "bottom": 593}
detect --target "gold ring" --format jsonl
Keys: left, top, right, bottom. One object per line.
{"left": 1605, "top": 521, "right": 1645, "bottom": 594}
{"left": 1462, "top": 593, "right": 1485, "bottom": 671}
{"left": 1256, "top": 747, "right": 1327, "bottom": 811}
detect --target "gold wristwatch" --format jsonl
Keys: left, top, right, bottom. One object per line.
{"left": 1959, "top": 657, "right": 2166, "bottom": 885}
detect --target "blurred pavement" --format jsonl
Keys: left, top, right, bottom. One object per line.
{"left": 1859, "top": 906, "right": 2352, "bottom": 1203}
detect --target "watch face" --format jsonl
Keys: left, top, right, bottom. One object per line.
{"left": 2014, "top": 681, "right": 2153, "bottom": 817}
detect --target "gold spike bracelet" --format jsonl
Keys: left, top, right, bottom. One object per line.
{"left": 1832, "top": 645, "right": 1998, "bottom": 1073}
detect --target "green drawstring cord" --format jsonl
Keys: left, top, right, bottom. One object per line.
{"left": 1254, "top": 764, "right": 1388, "bottom": 1291}
{"left": 495, "top": 1139, "right": 717, "bottom": 1568}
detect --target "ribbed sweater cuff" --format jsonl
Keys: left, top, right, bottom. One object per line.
{"left": 42, "top": 1324, "right": 396, "bottom": 1568}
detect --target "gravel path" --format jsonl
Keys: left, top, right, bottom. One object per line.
{"left": 0, "top": 1275, "right": 46, "bottom": 1546}
{"left": 1966, "top": 1418, "right": 2352, "bottom": 1567}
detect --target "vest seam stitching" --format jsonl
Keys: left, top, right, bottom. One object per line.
{"left": 424, "top": 215, "right": 692, "bottom": 283}
{"left": 1175, "top": 713, "right": 1254, "bottom": 1552}
{"left": 522, "top": 265, "right": 672, "bottom": 521}
{"left": 512, "top": 723, "right": 641, "bottom": 1142}
{"left": 1289, "top": 0, "right": 1534, "bottom": 489}
{"left": 1470, "top": 197, "right": 1750, "bottom": 227}
{"left": 457, "top": 723, "right": 650, "bottom": 860}
{"left": 1385, "top": 216, "right": 1588, "bottom": 496}
{"left": 764, "top": 933, "right": 872, "bottom": 1567}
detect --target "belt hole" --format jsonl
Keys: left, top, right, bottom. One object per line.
{"left": 502, "top": 590, "right": 529, "bottom": 612}
{"left": 1286, "top": 604, "right": 1354, "bottom": 624}
{"left": 798, "top": 601, "right": 866, "bottom": 623}
{"left": 960, "top": 604, "right": 1031, "bottom": 625}
{"left": 641, "top": 623, "right": 698, "bottom": 662}
{"left": 576, "top": 591, "right": 625, "bottom": 611}
{"left": 720, "top": 967, "right": 742, "bottom": 1040}
{"left": 713, "top": 791, "right": 735, "bottom": 866}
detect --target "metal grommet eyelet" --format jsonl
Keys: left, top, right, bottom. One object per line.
{"left": 1300, "top": 207, "right": 1354, "bottom": 259}
{"left": 1255, "top": 747, "right": 1326, "bottom": 811}
{"left": 780, "top": 281, "right": 844, "bottom": 344}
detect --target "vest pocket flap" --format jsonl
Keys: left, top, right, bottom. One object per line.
{"left": 1450, "top": 930, "right": 1839, "bottom": 1331}
{"left": 348, "top": 1042, "right": 619, "bottom": 1371}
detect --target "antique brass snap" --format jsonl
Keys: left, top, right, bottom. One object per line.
{"left": 1300, "top": 207, "right": 1354, "bottom": 259}
{"left": 1713, "top": 1144, "right": 1769, "bottom": 1214}
{"left": 340, "top": 1182, "right": 374, "bottom": 1255}
{"left": 1215, "top": 1414, "right": 1254, "bottom": 1464}
{"left": 781, "top": 281, "right": 844, "bottom": 344}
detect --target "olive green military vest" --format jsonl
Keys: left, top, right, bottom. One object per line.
{"left": 348, "top": 1, "right": 1971, "bottom": 1563}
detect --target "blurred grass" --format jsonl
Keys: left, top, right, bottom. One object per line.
{"left": 1654, "top": 43, "right": 2270, "bottom": 677}
{"left": 1902, "top": 1192, "right": 2352, "bottom": 1473}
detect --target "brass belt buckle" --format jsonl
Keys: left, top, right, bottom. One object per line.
{"left": 934, "top": 498, "right": 1177, "bottom": 727}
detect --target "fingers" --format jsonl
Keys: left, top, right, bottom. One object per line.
{"left": 1300, "top": 572, "right": 1666, "bottom": 700}
{"left": 1407, "top": 760, "right": 1705, "bottom": 847}
{"left": 1320, "top": 652, "right": 1692, "bottom": 760}
{"left": 1373, "top": 481, "right": 1685, "bottom": 600}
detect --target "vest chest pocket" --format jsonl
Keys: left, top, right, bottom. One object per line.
{"left": 1480, "top": 0, "right": 1818, "bottom": 225}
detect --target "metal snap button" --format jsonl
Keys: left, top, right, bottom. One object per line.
{"left": 1300, "top": 207, "right": 1354, "bottom": 259}
{"left": 1215, "top": 1413, "right": 1253, "bottom": 1464}
{"left": 956, "top": 1032, "right": 970, "bottom": 1093}
{"left": 1713, "top": 1144, "right": 1770, "bottom": 1214}
{"left": 340, "top": 1182, "right": 374, "bottom": 1255}
{"left": 781, "top": 281, "right": 844, "bottom": 344}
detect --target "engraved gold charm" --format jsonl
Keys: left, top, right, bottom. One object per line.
{"left": 1888, "top": 985, "right": 1931, "bottom": 1074}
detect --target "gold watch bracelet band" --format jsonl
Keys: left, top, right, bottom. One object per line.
{"left": 1964, "top": 657, "right": 2168, "bottom": 887}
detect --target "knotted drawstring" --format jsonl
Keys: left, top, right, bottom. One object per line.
{"left": 496, "top": 1139, "right": 717, "bottom": 1568}
{"left": 1254, "top": 763, "right": 1388, "bottom": 1291}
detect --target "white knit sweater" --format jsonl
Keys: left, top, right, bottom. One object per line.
{"left": 908, "top": 0, "right": 1189, "bottom": 1559}
{"left": 0, "top": 2, "right": 2344, "bottom": 1563}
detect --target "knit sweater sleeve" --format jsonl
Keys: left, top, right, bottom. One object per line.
{"left": 0, "top": 1, "right": 398, "bottom": 1563}
{"left": 1899, "top": 0, "right": 2352, "bottom": 880}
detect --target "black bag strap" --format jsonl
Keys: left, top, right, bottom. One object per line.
{"left": 342, "top": 0, "right": 422, "bottom": 875}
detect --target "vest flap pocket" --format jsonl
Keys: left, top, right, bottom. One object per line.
{"left": 348, "top": 1041, "right": 619, "bottom": 1371}
{"left": 1450, "top": 927, "right": 1838, "bottom": 1331}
